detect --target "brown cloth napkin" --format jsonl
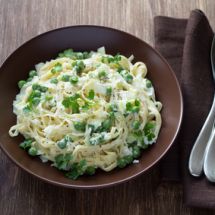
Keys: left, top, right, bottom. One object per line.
{"left": 154, "top": 9, "right": 215, "bottom": 208}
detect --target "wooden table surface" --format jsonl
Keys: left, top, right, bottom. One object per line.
{"left": 1, "top": 0, "right": 215, "bottom": 214}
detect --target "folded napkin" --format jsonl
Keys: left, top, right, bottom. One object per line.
{"left": 154, "top": 9, "right": 215, "bottom": 208}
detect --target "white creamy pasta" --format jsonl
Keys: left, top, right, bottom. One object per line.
{"left": 9, "top": 47, "right": 162, "bottom": 179}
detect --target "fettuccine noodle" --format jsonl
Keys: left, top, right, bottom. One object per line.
{"left": 9, "top": 47, "right": 162, "bottom": 179}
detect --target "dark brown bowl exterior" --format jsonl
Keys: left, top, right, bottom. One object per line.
{"left": 0, "top": 26, "right": 183, "bottom": 188}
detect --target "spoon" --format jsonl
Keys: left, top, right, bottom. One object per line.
{"left": 203, "top": 36, "right": 215, "bottom": 182}
{"left": 188, "top": 35, "right": 215, "bottom": 177}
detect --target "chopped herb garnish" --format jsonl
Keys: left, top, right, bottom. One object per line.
{"left": 19, "top": 139, "right": 33, "bottom": 150}
{"left": 89, "top": 133, "right": 105, "bottom": 145}
{"left": 51, "top": 62, "right": 63, "bottom": 74}
{"left": 62, "top": 94, "right": 80, "bottom": 113}
{"left": 54, "top": 153, "right": 73, "bottom": 170}
{"left": 65, "top": 159, "right": 87, "bottom": 180}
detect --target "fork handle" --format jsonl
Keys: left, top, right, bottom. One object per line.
{"left": 189, "top": 95, "right": 215, "bottom": 176}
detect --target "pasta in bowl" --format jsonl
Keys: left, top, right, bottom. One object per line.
{"left": 9, "top": 47, "right": 162, "bottom": 180}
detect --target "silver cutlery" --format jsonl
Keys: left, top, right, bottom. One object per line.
{"left": 188, "top": 35, "right": 215, "bottom": 177}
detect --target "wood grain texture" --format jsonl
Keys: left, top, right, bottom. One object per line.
{"left": 0, "top": 0, "right": 215, "bottom": 214}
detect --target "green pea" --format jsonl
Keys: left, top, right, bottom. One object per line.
{"left": 61, "top": 75, "right": 70, "bottom": 82}
{"left": 50, "top": 78, "right": 58, "bottom": 84}
{"left": 146, "top": 79, "right": 152, "bottom": 88}
{"left": 57, "top": 140, "right": 67, "bottom": 149}
{"left": 126, "top": 102, "right": 132, "bottom": 111}
{"left": 70, "top": 76, "right": 79, "bottom": 84}
{"left": 117, "top": 158, "right": 127, "bottom": 168}
{"left": 18, "top": 80, "right": 26, "bottom": 89}
{"left": 31, "top": 97, "right": 40, "bottom": 106}
{"left": 98, "top": 70, "right": 107, "bottom": 79}
{"left": 27, "top": 77, "right": 33, "bottom": 82}
{"left": 124, "top": 155, "right": 133, "bottom": 164}
{"left": 131, "top": 106, "right": 140, "bottom": 113}
{"left": 125, "top": 74, "right": 133, "bottom": 83}
{"left": 85, "top": 166, "right": 96, "bottom": 175}
{"left": 132, "top": 120, "right": 141, "bottom": 130}
{"left": 101, "top": 119, "right": 112, "bottom": 131}
{"left": 132, "top": 146, "right": 141, "bottom": 158}
{"left": 106, "top": 87, "right": 112, "bottom": 96}
{"left": 29, "top": 70, "right": 37, "bottom": 77}
{"left": 73, "top": 121, "right": 86, "bottom": 132}
{"left": 87, "top": 89, "right": 95, "bottom": 100}
{"left": 28, "top": 147, "right": 37, "bottom": 156}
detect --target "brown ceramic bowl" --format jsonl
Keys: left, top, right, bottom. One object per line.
{"left": 0, "top": 26, "right": 183, "bottom": 188}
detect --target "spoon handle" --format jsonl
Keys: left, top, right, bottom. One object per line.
{"left": 188, "top": 95, "right": 215, "bottom": 176}
{"left": 204, "top": 124, "right": 215, "bottom": 182}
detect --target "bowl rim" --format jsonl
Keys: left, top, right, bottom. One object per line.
{"left": 0, "top": 25, "right": 183, "bottom": 189}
